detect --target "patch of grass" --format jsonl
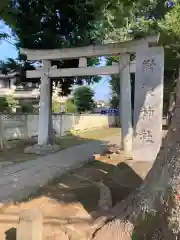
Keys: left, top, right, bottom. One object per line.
{"left": 56, "top": 127, "right": 120, "bottom": 149}
{"left": 56, "top": 135, "right": 89, "bottom": 149}
{"left": 0, "top": 128, "right": 119, "bottom": 163}
{"left": 75, "top": 127, "right": 119, "bottom": 139}
{"left": 0, "top": 138, "right": 38, "bottom": 163}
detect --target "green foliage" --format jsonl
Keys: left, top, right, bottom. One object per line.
{"left": 52, "top": 101, "right": 60, "bottom": 113}
{"left": 109, "top": 73, "right": 135, "bottom": 111}
{"left": 72, "top": 86, "right": 95, "bottom": 113}
{"left": 0, "top": 97, "right": 9, "bottom": 112}
{"left": 6, "top": 95, "right": 18, "bottom": 107}
{"left": 1, "top": 0, "right": 111, "bottom": 95}
{"left": 0, "top": 58, "right": 20, "bottom": 76}
{"left": 21, "top": 103, "right": 34, "bottom": 113}
{"left": 4, "top": 95, "right": 35, "bottom": 114}
{"left": 0, "top": 95, "right": 18, "bottom": 112}
{"left": 66, "top": 99, "right": 77, "bottom": 113}
{"left": 2, "top": 0, "right": 157, "bottom": 96}
{"left": 105, "top": 1, "right": 180, "bottom": 108}
{"left": 1, "top": 0, "right": 180, "bottom": 100}
{"left": 109, "top": 75, "right": 120, "bottom": 108}
{"left": 0, "top": 58, "right": 37, "bottom": 88}
{"left": 0, "top": 0, "right": 9, "bottom": 12}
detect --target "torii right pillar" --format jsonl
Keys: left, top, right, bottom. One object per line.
{"left": 133, "top": 47, "right": 164, "bottom": 161}
{"left": 119, "top": 54, "right": 133, "bottom": 154}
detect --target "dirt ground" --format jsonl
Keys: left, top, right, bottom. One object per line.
{"left": 0, "top": 128, "right": 168, "bottom": 239}
{"left": 0, "top": 148, "right": 153, "bottom": 240}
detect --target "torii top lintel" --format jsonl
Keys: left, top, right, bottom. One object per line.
{"left": 20, "top": 35, "right": 159, "bottom": 61}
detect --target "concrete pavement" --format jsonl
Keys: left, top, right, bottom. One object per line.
{"left": 0, "top": 133, "right": 120, "bottom": 203}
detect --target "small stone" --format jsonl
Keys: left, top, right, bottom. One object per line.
{"left": 115, "top": 149, "right": 122, "bottom": 154}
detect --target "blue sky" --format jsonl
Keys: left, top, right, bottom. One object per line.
{"left": 91, "top": 77, "right": 110, "bottom": 101}
{"left": 0, "top": 21, "right": 111, "bottom": 101}
{"left": 0, "top": 22, "right": 18, "bottom": 60}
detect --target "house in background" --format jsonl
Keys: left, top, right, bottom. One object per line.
{"left": 0, "top": 72, "right": 17, "bottom": 89}
{"left": 93, "top": 100, "right": 110, "bottom": 114}
{"left": 0, "top": 72, "right": 69, "bottom": 112}
{"left": 0, "top": 72, "right": 39, "bottom": 97}
{"left": 96, "top": 100, "right": 106, "bottom": 108}
{"left": 0, "top": 72, "right": 40, "bottom": 111}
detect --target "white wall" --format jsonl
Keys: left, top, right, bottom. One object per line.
{"left": 0, "top": 113, "right": 117, "bottom": 141}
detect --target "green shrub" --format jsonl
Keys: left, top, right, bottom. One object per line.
{"left": 21, "top": 104, "right": 34, "bottom": 113}
{"left": 52, "top": 101, "right": 60, "bottom": 112}
{"left": 66, "top": 99, "right": 77, "bottom": 113}
{"left": 0, "top": 97, "right": 9, "bottom": 112}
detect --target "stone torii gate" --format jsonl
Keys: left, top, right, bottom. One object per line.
{"left": 20, "top": 35, "right": 164, "bottom": 161}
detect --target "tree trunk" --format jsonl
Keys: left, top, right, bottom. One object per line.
{"left": 91, "top": 79, "right": 180, "bottom": 240}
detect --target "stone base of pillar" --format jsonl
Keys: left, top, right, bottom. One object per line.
{"left": 24, "top": 144, "right": 61, "bottom": 155}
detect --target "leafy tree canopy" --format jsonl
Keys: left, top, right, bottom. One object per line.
{"left": 66, "top": 99, "right": 77, "bottom": 113}
{"left": 0, "top": 0, "right": 111, "bottom": 95}
{"left": 1, "top": 0, "right": 180, "bottom": 99}
{"left": 72, "top": 86, "right": 95, "bottom": 112}
{"left": 107, "top": 1, "right": 180, "bottom": 111}
{"left": 1, "top": 0, "right": 160, "bottom": 95}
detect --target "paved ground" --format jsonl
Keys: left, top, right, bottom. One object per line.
{"left": 0, "top": 133, "right": 120, "bottom": 203}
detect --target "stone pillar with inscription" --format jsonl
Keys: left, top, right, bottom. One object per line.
{"left": 133, "top": 47, "right": 164, "bottom": 161}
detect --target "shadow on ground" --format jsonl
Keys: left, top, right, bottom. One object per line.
{"left": 0, "top": 161, "right": 150, "bottom": 239}
{"left": 0, "top": 128, "right": 153, "bottom": 239}
{"left": 32, "top": 160, "right": 144, "bottom": 212}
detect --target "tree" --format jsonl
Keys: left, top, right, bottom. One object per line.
{"left": 107, "top": 1, "right": 180, "bottom": 116}
{"left": 0, "top": 58, "right": 20, "bottom": 74}
{"left": 21, "top": 103, "right": 34, "bottom": 113}
{"left": 72, "top": 86, "right": 95, "bottom": 113}
{"left": 52, "top": 101, "right": 60, "bottom": 113}
{"left": 0, "top": 0, "right": 107, "bottom": 96}
{"left": 2, "top": 1, "right": 180, "bottom": 238}
{"left": 109, "top": 75, "right": 120, "bottom": 109}
{"left": 0, "top": 97, "right": 9, "bottom": 112}
{"left": 66, "top": 99, "right": 77, "bottom": 113}
{"left": 0, "top": 95, "right": 18, "bottom": 112}
{"left": 90, "top": 3, "right": 180, "bottom": 238}
{"left": 0, "top": 0, "right": 151, "bottom": 96}
{"left": 88, "top": 78, "right": 180, "bottom": 239}
{"left": 6, "top": 95, "right": 18, "bottom": 108}
{"left": 67, "top": 2, "right": 180, "bottom": 239}
{"left": 0, "top": 0, "right": 10, "bottom": 21}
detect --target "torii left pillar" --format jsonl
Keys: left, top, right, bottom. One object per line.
{"left": 38, "top": 60, "right": 53, "bottom": 145}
